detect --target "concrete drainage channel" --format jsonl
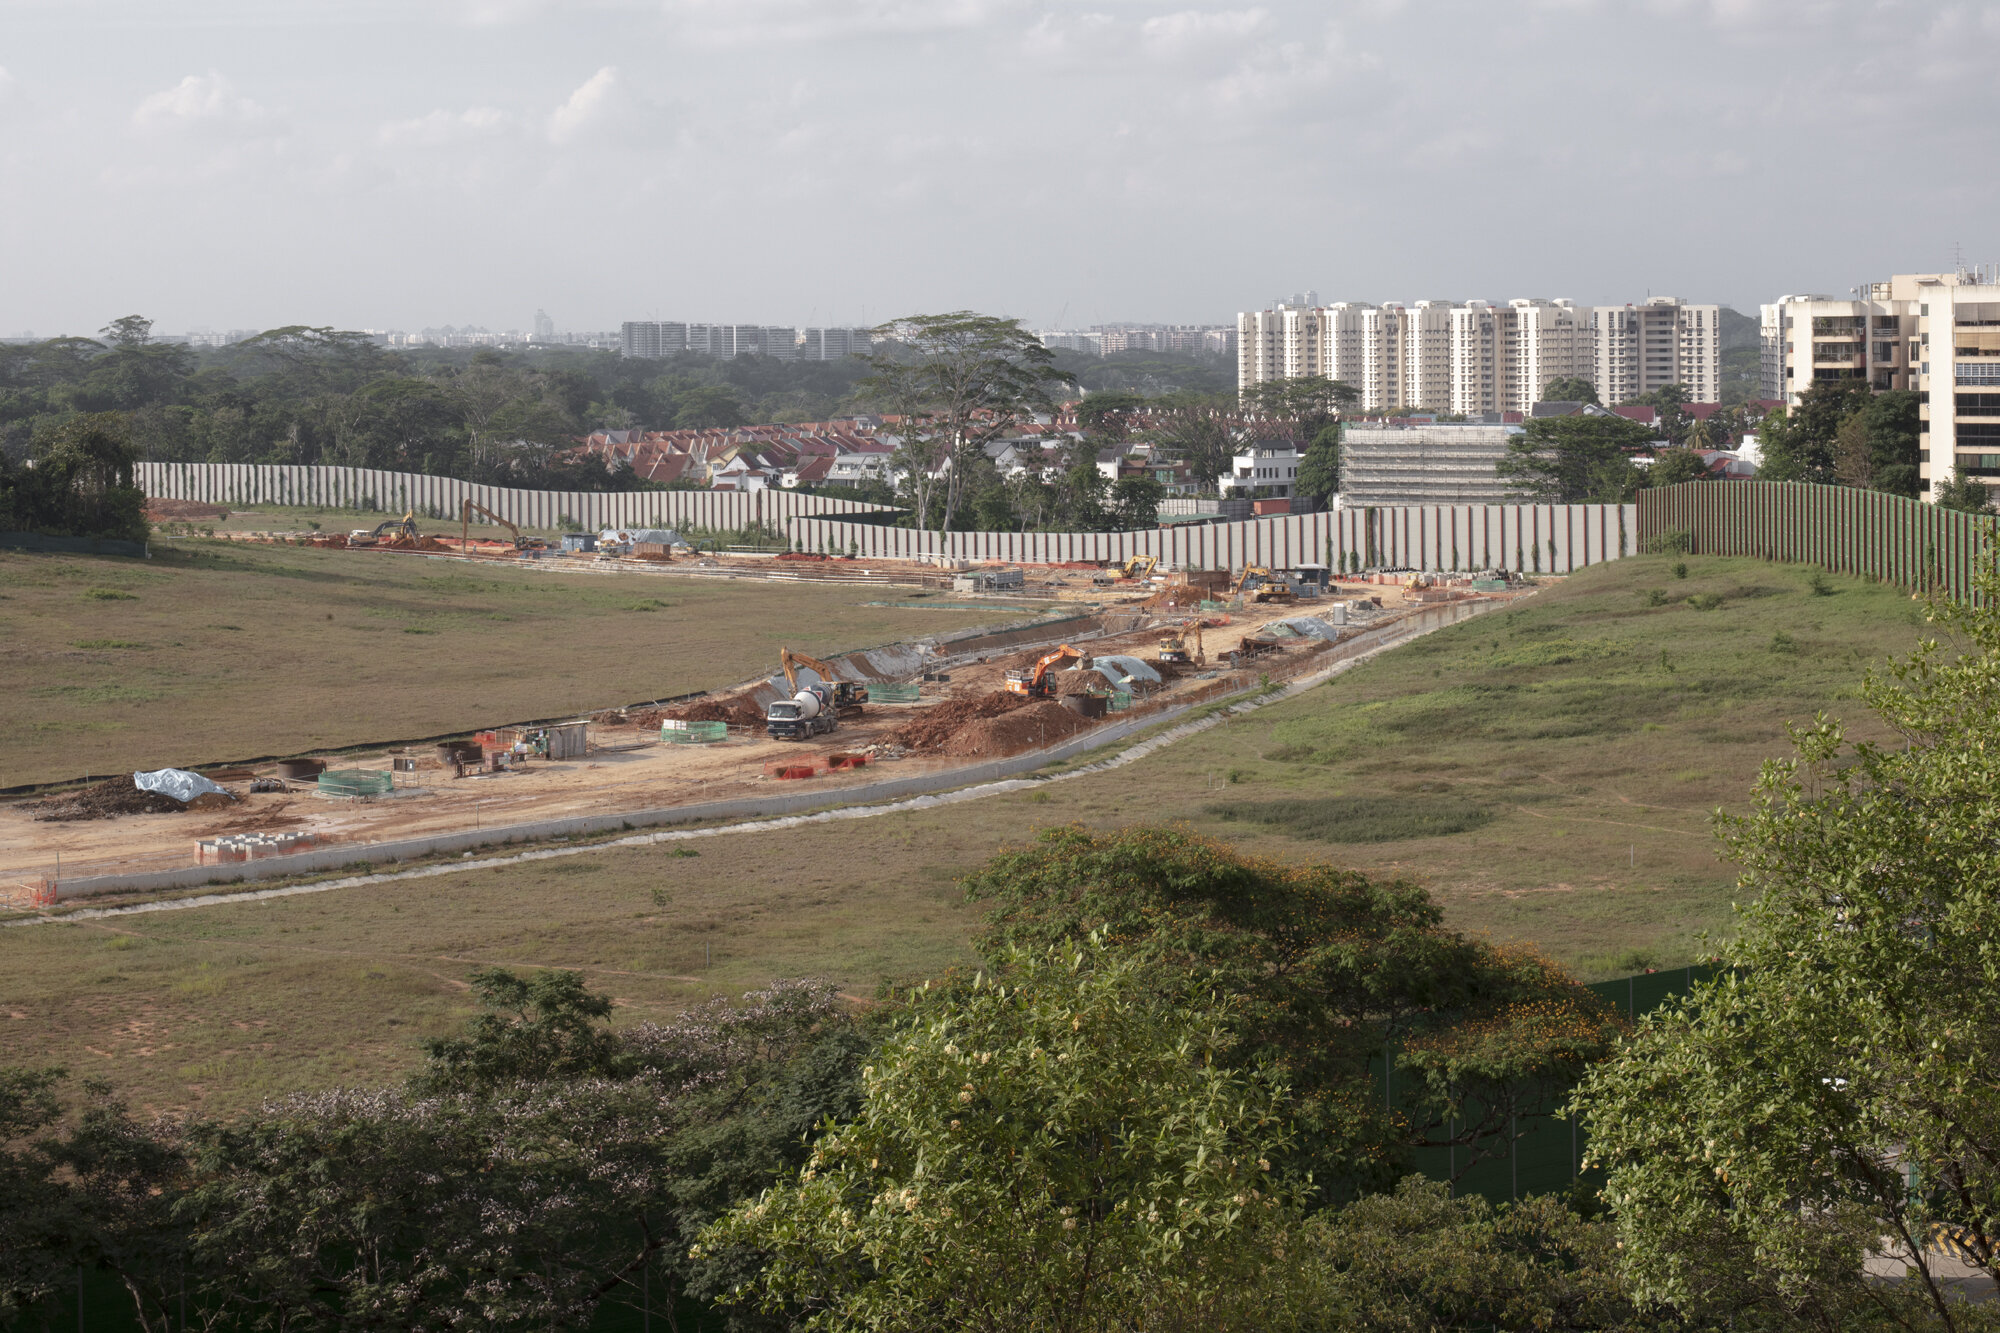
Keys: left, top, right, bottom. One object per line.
{"left": 9, "top": 599, "right": 1503, "bottom": 927}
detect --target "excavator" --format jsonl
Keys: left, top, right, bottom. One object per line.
{"left": 1157, "top": 620, "right": 1204, "bottom": 666}
{"left": 779, "top": 647, "right": 869, "bottom": 718}
{"left": 459, "top": 499, "right": 549, "bottom": 554}
{"left": 1093, "top": 554, "right": 1158, "bottom": 587}
{"left": 354, "top": 511, "right": 419, "bottom": 545}
{"left": 1230, "top": 565, "right": 1296, "bottom": 605}
{"left": 1004, "top": 644, "right": 1085, "bottom": 698}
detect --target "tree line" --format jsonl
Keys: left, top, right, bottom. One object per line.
{"left": 8, "top": 562, "right": 2000, "bottom": 1329}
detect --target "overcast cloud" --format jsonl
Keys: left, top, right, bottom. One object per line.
{"left": 2, "top": 0, "right": 1995, "bottom": 334}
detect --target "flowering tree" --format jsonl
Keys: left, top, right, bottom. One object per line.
{"left": 704, "top": 940, "right": 1304, "bottom": 1332}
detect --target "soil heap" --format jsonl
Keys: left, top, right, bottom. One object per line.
{"left": 34, "top": 776, "right": 194, "bottom": 823}
{"left": 940, "top": 700, "right": 1093, "bottom": 758}
{"left": 662, "top": 694, "right": 768, "bottom": 728}
{"left": 888, "top": 691, "right": 1031, "bottom": 754}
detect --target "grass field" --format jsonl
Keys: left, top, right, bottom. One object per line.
{"left": 0, "top": 540, "right": 1028, "bottom": 789}
{"left": 162, "top": 503, "right": 570, "bottom": 539}
{"left": 0, "top": 552, "right": 1937, "bottom": 1116}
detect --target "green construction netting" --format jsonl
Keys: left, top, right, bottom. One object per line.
{"left": 318, "top": 769, "right": 394, "bottom": 797}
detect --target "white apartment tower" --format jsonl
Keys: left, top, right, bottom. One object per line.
{"left": 1591, "top": 297, "right": 1720, "bottom": 406}
{"left": 1235, "top": 290, "right": 1718, "bottom": 413}
{"left": 1402, "top": 302, "right": 1455, "bottom": 413}
{"left": 1358, "top": 305, "right": 1405, "bottom": 412}
{"left": 1448, "top": 301, "right": 1503, "bottom": 416}
{"left": 1772, "top": 268, "right": 2000, "bottom": 499}
{"left": 1508, "top": 299, "right": 1593, "bottom": 412}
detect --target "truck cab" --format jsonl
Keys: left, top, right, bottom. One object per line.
{"left": 766, "top": 683, "right": 838, "bottom": 740}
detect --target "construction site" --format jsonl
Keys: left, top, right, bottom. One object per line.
{"left": 3, "top": 544, "right": 1528, "bottom": 907}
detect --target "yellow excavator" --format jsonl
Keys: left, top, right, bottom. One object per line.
{"left": 459, "top": 499, "right": 548, "bottom": 553}
{"left": 1230, "top": 565, "right": 1296, "bottom": 604}
{"left": 1157, "top": 620, "right": 1204, "bottom": 666}
{"left": 779, "top": 647, "right": 869, "bottom": 717}
{"left": 1093, "top": 554, "right": 1158, "bottom": 586}
{"left": 1004, "top": 644, "right": 1085, "bottom": 698}
{"left": 365, "top": 511, "right": 419, "bottom": 543}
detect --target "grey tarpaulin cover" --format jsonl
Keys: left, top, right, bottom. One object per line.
{"left": 1281, "top": 617, "right": 1343, "bottom": 642}
{"left": 1090, "top": 654, "right": 1163, "bottom": 688}
{"left": 132, "top": 768, "right": 232, "bottom": 803}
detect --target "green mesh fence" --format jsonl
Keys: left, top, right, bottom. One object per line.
{"left": 317, "top": 769, "right": 394, "bottom": 797}
{"left": 1106, "top": 691, "right": 1133, "bottom": 712}
{"left": 867, "top": 682, "right": 922, "bottom": 703}
{"left": 662, "top": 721, "right": 728, "bottom": 744}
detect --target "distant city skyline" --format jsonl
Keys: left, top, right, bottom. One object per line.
{"left": 3, "top": 1, "right": 1994, "bottom": 332}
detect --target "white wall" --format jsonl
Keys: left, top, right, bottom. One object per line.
{"left": 138, "top": 463, "right": 895, "bottom": 532}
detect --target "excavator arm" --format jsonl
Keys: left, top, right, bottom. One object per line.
{"left": 460, "top": 499, "right": 532, "bottom": 551}
{"left": 1005, "top": 643, "right": 1085, "bottom": 696}
{"left": 779, "top": 647, "right": 868, "bottom": 712}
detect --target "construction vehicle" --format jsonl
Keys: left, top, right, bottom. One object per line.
{"left": 1223, "top": 636, "right": 1283, "bottom": 669}
{"left": 1157, "top": 620, "right": 1205, "bottom": 666}
{"left": 779, "top": 647, "right": 869, "bottom": 718}
{"left": 1093, "top": 553, "right": 1159, "bottom": 586}
{"left": 765, "top": 681, "right": 839, "bottom": 741}
{"left": 1004, "top": 644, "right": 1086, "bottom": 698}
{"left": 459, "top": 499, "right": 549, "bottom": 554}
{"left": 349, "top": 511, "right": 419, "bottom": 546}
{"left": 1230, "top": 565, "right": 1297, "bottom": 605}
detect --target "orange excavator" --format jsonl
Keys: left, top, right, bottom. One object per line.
{"left": 779, "top": 647, "right": 868, "bottom": 718}
{"left": 1004, "top": 644, "right": 1085, "bottom": 698}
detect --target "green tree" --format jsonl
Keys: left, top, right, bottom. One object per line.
{"left": 1108, "top": 474, "right": 1164, "bottom": 529}
{"left": 1645, "top": 447, "right": 1713, "bottom": 488}
{"left": 174, "top": 975, "right": 865, "bottom": 1332}
{"left": 1152, "top": 393, "right": 1237, "bottom": 496}
{"left": 1075, "top": 390, "right": 1144, "bottom": 441}
{"left": 1577, "top": 554, "right": 2000, "bottom": 1329}
{"left": 1621, "top": 384, "right": 1691, "bottom": 445}
{"left": 962, "top": 826, "right": 1621, "bottom": 1199}
{"left": 1496, "top": 415, "right": 1654, "bottom": 503}
{"left": 1282, "top": 1177, "right": 1638, "bottom": 1332}
{"left": 863, "top": 314, "right": 1075, "bottom": 535}
{"left": 1242, "top": 375, "right": 1357, "bottom": 445}
{"left": 1860, "top": 389, "right": 1922, "bottom": 498}
{"left": 19, "top": 412, "right": 148, "bottom": 541}
{"left": 1758, "top": 379, "right": 1874, "bottom": 484}
{"left": 1294, "top": 422, "right": 1343, "bottom": 504}
{"left": 1934, "top": 474, "right": 1992, "bottom": 515}
{"left": 1540, "top": 376, "right": 1598, "bottom": 405}
{"left": 704, "top": 939, "right": 1306, "bottom": 1332}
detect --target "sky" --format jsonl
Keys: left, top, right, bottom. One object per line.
{"left": 2, "top": 0, "right": 1996, "bottom": 336}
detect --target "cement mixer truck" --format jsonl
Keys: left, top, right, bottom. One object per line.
{"left": 765, "top": 681, "right": 839, "bottom": 741}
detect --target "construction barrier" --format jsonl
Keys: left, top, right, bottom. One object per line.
{"left": 1638, "top": 480, "right": 1997, "bottom": 599}
{"left": 787, "top": 503, "right": 1638, "bottom": 576}
{"left": 662, "top": 721, "right": 728, "bottom": 744}
{"left": 136, "top": 463, "right": 895, "bottom": 534}
{"left": 865, "top": 682, "right": 922, "bottom": 703}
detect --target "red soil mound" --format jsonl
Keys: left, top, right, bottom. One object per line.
{"left": 888, "top": 691, "right": 1031, "bottom": 753}
{"left": 662, "top": 694, "right": 767, "bottom": 728}
{"left": 941, "top": 700, "right": 1093, "bottom": 758}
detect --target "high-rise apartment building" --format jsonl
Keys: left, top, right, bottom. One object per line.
{"left": 1507, "top": 300, "right": 1594, "bottom": 412}
{"left": 1239, "top": 292, "right": 1718, "bottom": 412}
{"left": 1770, "top": 268, "right": 2000, "bottom": 499}
{"left": 1591, "top": 297, "right": 1719, "bottom": 405}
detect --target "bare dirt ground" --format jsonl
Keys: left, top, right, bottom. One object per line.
{"left": 1, "top": 578, "right": 1464, "bottom": 897}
